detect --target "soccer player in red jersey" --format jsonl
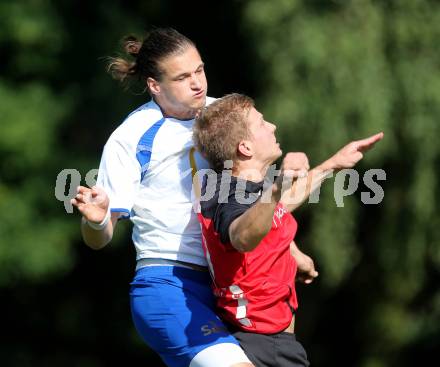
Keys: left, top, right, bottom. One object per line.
{"left": 193, "top": 93, "right": 383, "bottom": 366}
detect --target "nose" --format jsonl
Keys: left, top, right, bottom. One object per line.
{"left": 190, "top": 73, "right": 202, "bottom": 89}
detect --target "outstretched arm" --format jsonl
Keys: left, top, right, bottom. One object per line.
{"left": 321, "top": 131, "right": 384, "bottom": 170}
{"left": 229, "top": 154, "right": 308, "bottom": 252}
{"left": 281, "top": 132, "right": 384, "bottom": 211}
{"left": 71, "top": 186, "right": 119, "bottom": 250}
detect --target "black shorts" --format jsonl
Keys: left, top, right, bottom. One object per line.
{"left": 232, "top": 330, "right": 310, "bottom": 367}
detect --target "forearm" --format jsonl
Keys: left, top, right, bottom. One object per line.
{"left": 229, "top": 199, "right": 278, "bottom": 252}
{"left": 80, "top": 216, "right": 115, "bottom": 250}
{"left": 290, "top": 240, "right": 301, "bottom": 257}
{"left": 281, "top": 160, "right": 334, "bottom": 211}
{"left": 280, "top": 132, "right": 384, "bottom": 212}
{"left": 290, "top": 240, "right": 318, "bottom": 284}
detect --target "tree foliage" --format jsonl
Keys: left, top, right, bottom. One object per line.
{"left": 243, "top": 0, "right": 440, "bottom": 365}
{"left": 0, "top": 0, "right": 438, "bottom": 366}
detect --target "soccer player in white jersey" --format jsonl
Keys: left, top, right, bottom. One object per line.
{"left": 71, "top": 28, "right": 256, "bottom": 367}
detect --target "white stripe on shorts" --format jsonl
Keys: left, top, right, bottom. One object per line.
{"left": 189, "top": 342, "right": 252, "bottom": 367}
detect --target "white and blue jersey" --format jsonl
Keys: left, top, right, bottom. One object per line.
{"left": 97, "top": 98, "right": 213, "bottom": 266}
{"left": 96, "top": 97, "right": 250, "bottom": 367}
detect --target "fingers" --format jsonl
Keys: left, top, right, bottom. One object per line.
{"left": 70, "top": 198, "right": 86, "bottom": 214}
{"left": 90, "top": 186, "right": 109, "bottom": 203}
{"left": 74, "top": 185, "right": 108, "bottom": 205}
{"left": 282, "top": 152, "right": 310, "bottom": 171}
{"left": 356, "top": 132, "right": 384, "bottom": 152}
{"left": 297, "top": 270, "right": 319, "bottom": 284}
{"left": 89, "top": 186, "right": 103, "bottom": 199}
{"left": 91, "top": 187, "right": 99, "bottom": 198}
{"left": 283, "top": 169, "right": 308, "bottom": 179}
{"left": 75, "top": 186, "right": 96, "bottom": 202}
{"left": 72, "top": 191, "right": 92, "bottom": 204}
{"left": 76, "top": 185, "right": 92, "bottom": 195}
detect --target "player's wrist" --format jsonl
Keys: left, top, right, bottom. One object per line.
{"left": 270, "top": 185, "right": 282, "bottom": 203}
{"left": 85, "top": 209, "right": 111, "bottom": 231}
{"left": 319, "top": 157, "right": 338, "bottom": 172}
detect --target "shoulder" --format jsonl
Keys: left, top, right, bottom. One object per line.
{"left": 106, "top": 100, "right": 164, "bottom": 149}
{"left": 200, "top": 174, "right": 256, "bottom": 215}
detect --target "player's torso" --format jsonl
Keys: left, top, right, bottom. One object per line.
{"left": 124, "top": 102, "right": 210, "bottom": 264}
{"left": 201, "top": 202, "right": 298, "bottom": 333}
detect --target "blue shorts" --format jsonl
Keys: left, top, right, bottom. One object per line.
{"left": 129, "top": 266, "right": 241, "bottom": 367}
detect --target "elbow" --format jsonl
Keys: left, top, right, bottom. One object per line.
{"left": 228, "top": 218, "right": 271, "bottom": 253}
{"left": 235, "top": 244, "right": 256, "bottom": 253}
{"left": 230, "top": 230, "right": 260, "bottom": 253}
{"left": 84, "top": 238, "right": 109, "bottom": 250}
{"left": 232, "top": 242, "right": 251, "bottom": 253}
{"left": 82, "top": 231, "right": 111, "bottom": 250}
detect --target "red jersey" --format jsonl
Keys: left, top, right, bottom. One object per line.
{"left": 198, "top": 174, "right": 298, "bottom": 334}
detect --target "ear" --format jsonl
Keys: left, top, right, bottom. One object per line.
{"left": 147, "top": 77, "right": 160, "bottom": 95}
{"left": 237, "top": 139, "right": 253, "bottom": 158}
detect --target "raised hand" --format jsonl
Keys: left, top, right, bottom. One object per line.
{"left": 71, "top": 186, "right": 109, "bottom": 224}
{"left": 330, "top": 132, "right": 384, "bottom": 170}
{"left": 273, "top": 152, "right": 310, "bottom": 200}
{"left": 281, "top": 152, "right": 310, "bottom": 177}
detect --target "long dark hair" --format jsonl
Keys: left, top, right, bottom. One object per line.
{"left": 107, "top": 28, "right": 195, "bottom": 90}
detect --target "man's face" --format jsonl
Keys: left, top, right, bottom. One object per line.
{"left": 246, "top": 107, "right": 282, "bottom": 164}
{"left": 154, "top": 46, "right": 207, "bottom": 119}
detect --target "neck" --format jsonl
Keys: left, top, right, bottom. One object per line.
{"left": 232, "top": 160, "right": 270, "bottom": 182}
{"left": 154, "top": 97, "right": 195, "bottom": 120}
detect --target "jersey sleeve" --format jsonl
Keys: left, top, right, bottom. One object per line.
{"left": 213, "top": 200, "right": 249, "bottom": 245}
{"left": 96, "top": 137, "right": 140, "bottom": 219}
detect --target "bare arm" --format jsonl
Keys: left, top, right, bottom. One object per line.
{"left": 226, "top": 129, "right": 383, "bottom": 253}
{"left": 280, "top": 163, "right": 333, "bottom": 212}
{"left": 281, "top": 132, "right": 384, "bottom": 211}
{"left": 228, "top": 153, "right": 307, "bottom": 253}
{"left": 71, "top": 186, "right": 119, "bottom": 250}
{"left": 228, "top": 191, "right": 279, "bottom": 253}
{"left": 290, "top": 241, "right": 318, "bottom": 284}
{"left": 80, "top": 214, "right": 118, "bottom": 250}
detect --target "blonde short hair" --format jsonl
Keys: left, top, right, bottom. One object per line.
{"left": 194, "top": 93, "right": 254, "bottom": 172}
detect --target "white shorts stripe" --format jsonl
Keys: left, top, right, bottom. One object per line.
{"left": 189, "top": 342, "right": 252, "bottom": 367}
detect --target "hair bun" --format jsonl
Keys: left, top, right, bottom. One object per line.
{"left": 123, "top": 36, "right": 142, "bottom": 57}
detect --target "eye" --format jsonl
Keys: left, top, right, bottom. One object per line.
{"left": 175, "top": 74, "right": 189, "bottom": 81}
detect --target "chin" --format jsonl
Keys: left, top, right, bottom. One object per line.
{"left": 193, "top": 97, "right": 206, "bottom": 109}
{"left": 269, "top": 151, "right": 282, "bottom": 164}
